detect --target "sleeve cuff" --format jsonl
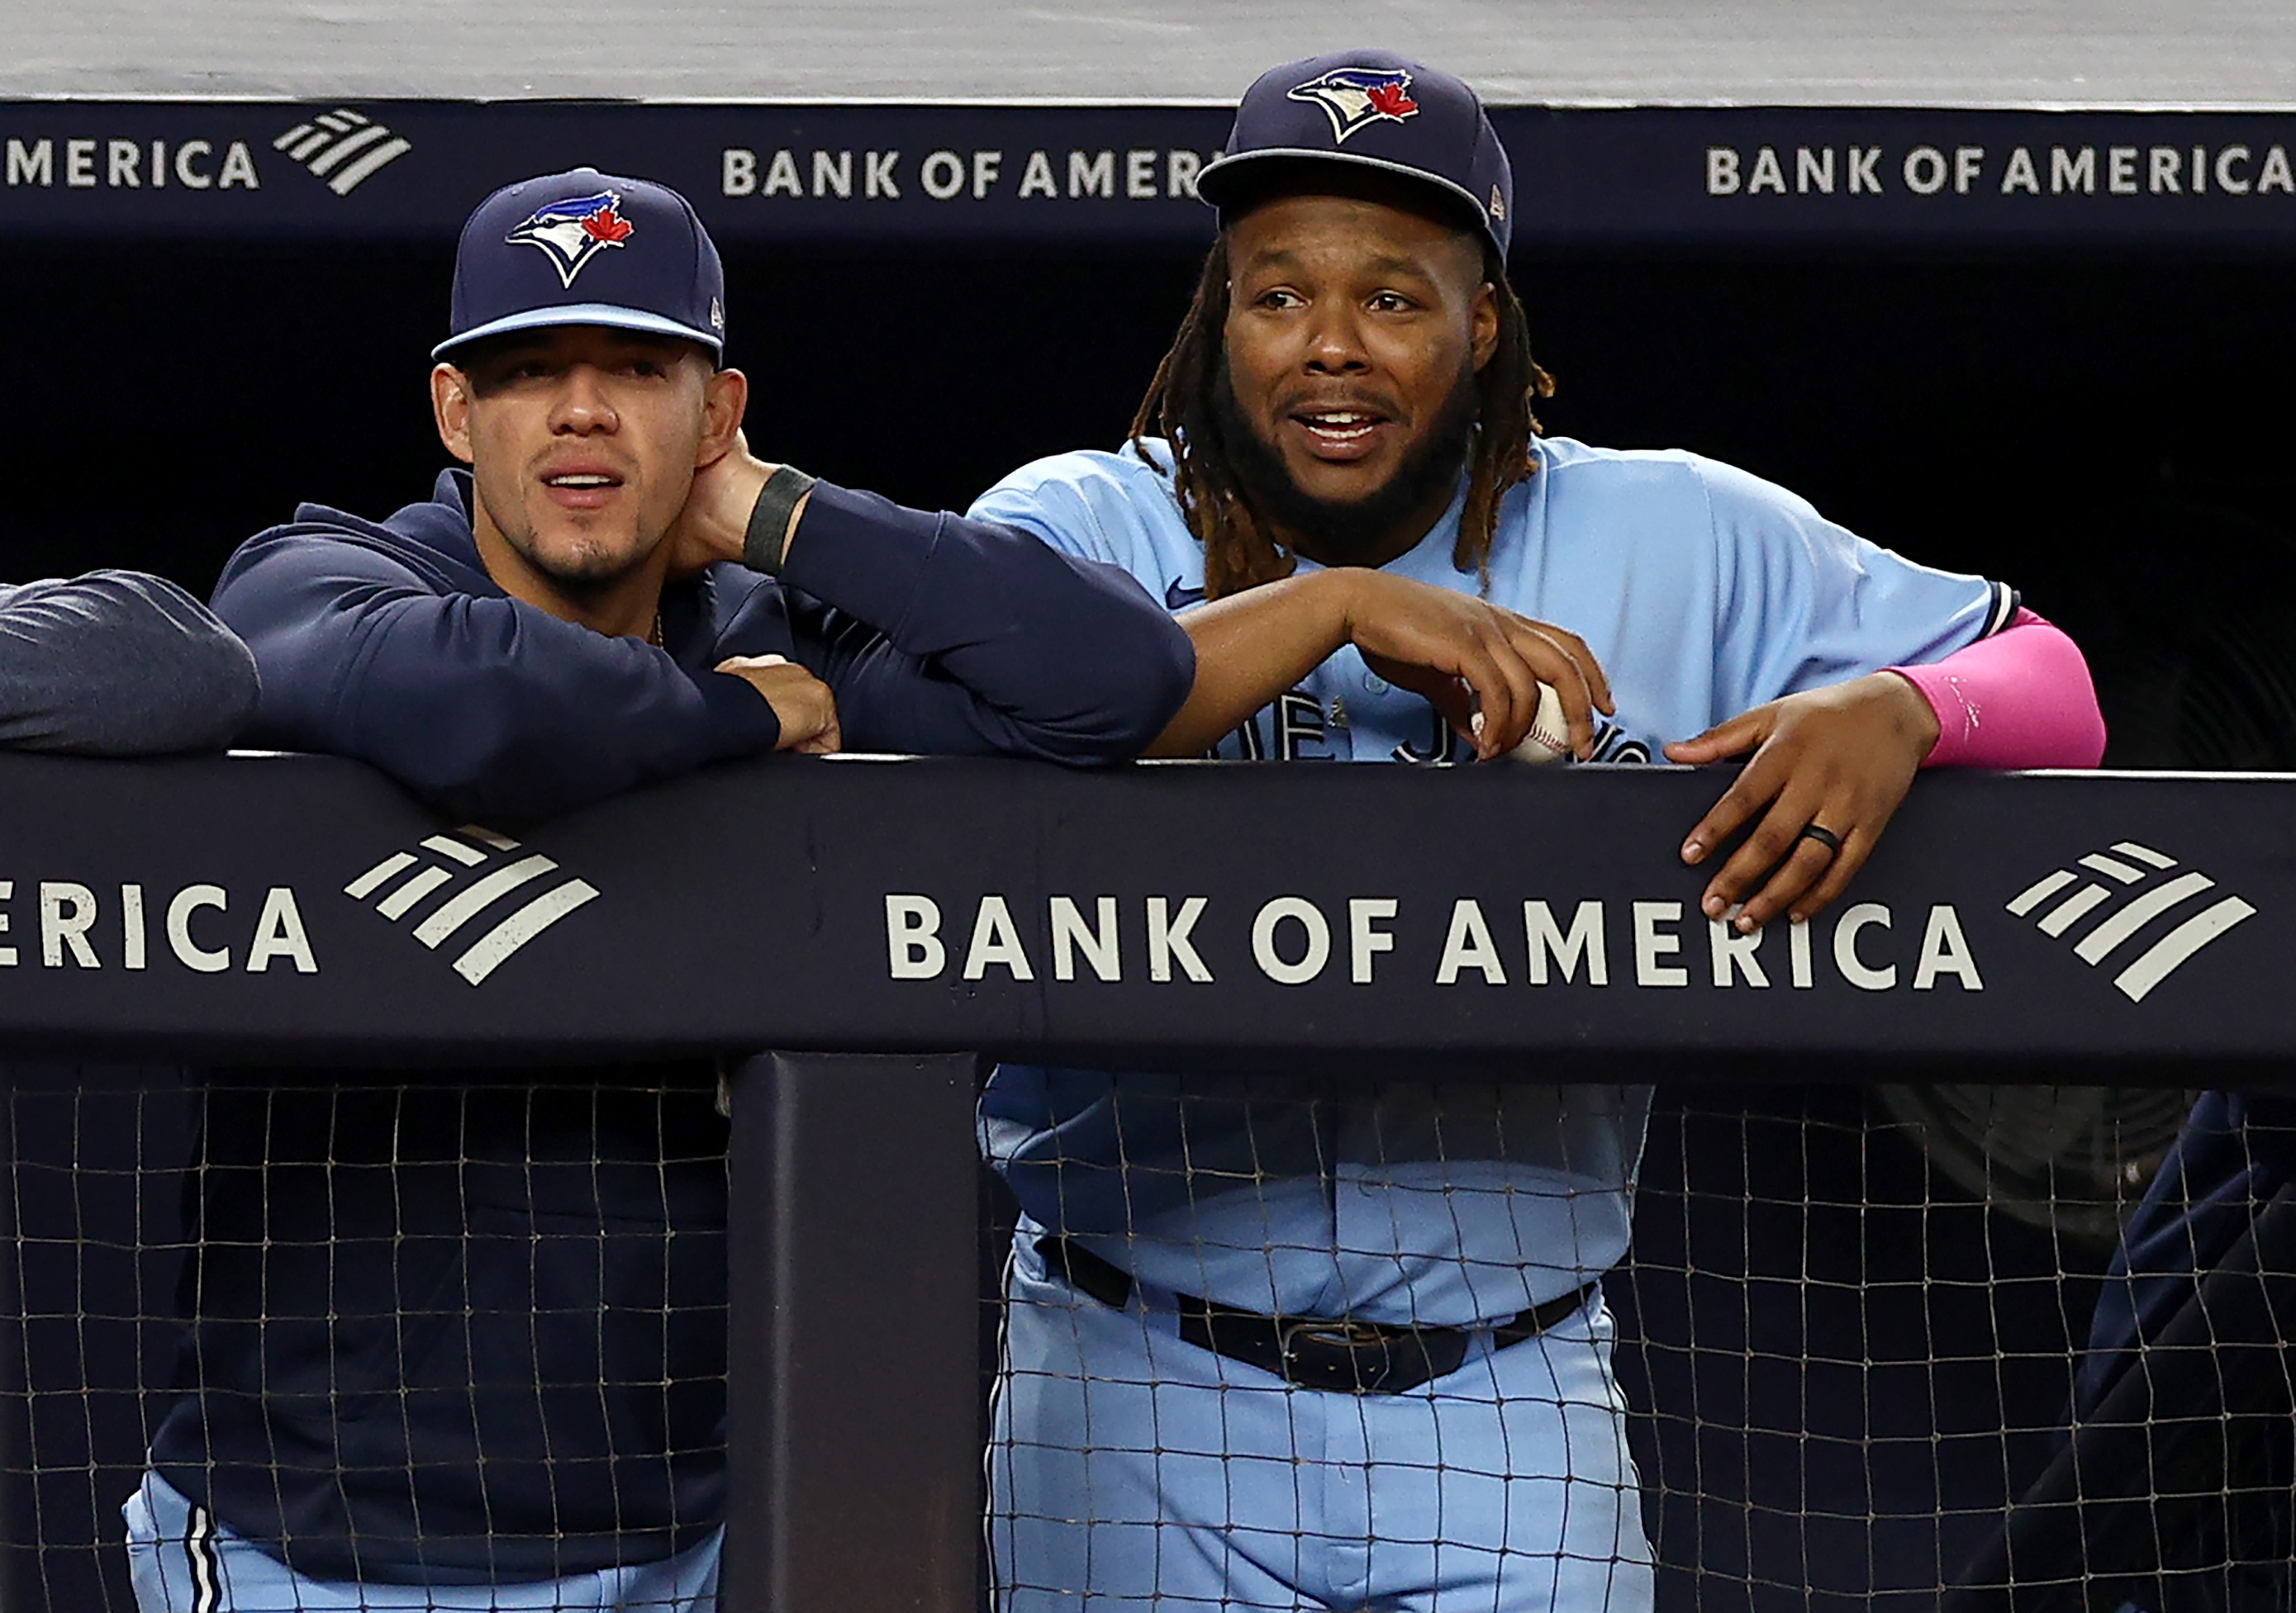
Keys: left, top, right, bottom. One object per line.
{"left": 742, "top": 468, "right": 819, "bottom": 575}
{"left": 696, "top": 664, "right": 783, "bottom": 756}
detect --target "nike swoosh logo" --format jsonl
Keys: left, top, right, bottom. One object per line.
{"left": 1165, "top": 579, "right": 1206, "bottom": 610}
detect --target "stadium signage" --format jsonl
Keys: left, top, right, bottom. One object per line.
{"left": 1703, "top": 141, "right": 2296, "bottom": 201}
{"left": 1, "top": 102, "right": 2295, "bottom": 248}
{"left": 0, "top": 754, "right": 2283, "bottom": 1067}
{"left": 0, "top": 838, "right": 607, "bottom": 987}
{"left": 3, "top": 134, "right": 263, "bottom": 190}
{"left": 0, "top": 109, "right": 416, "bottom": 199}
{"left": 2002, "top": 839, "right": 2254, "bottom": 1003}
{"left": 340, "top": 825, "right": 600, "bottom": 987}
{"left": 882, "top": 891, "right": 1985, "bottom": 994}
{"left": 719, "top": 145, "right": 1221, "bottom": 203}
{"left": 0, "top": 877, "right": 314, "bottom": 972}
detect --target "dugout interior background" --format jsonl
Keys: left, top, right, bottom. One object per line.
{"left": 16, "top": 239, "right": 2294, "bottom": 775}
{"left": 6, "top": 4, "right": 2296, "bottom": 1607}
{"left": 8, "top": 240, "right": 2286, "bottom": 777}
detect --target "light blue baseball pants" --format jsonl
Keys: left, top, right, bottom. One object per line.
{"left": 123, "top": 1471, "right": 721, "bottom": 1613}
{"left": 989, "top": 1237, "right": 1657, "bottom": 1612}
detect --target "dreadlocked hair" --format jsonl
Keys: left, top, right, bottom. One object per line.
{"left": 1128, "top": 234, "right": 1554, "bottom": 600}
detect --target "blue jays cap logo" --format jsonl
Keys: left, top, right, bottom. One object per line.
{"left": 1287, "top": 67, "right": 1421, "bottom": 145}
{"left": 504, "top": 189, "right": 636, "bottom": 288}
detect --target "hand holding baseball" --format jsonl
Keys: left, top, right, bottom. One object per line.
{"left": 1478, "top": 680, "right": 1573, "bottom": 764}
{"left": 1339, "top": 572, "right": 1611, "bottom": 762}
{"left": 716, "top": 653, "right": 843, "bottom": 754}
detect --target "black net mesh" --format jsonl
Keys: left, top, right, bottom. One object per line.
{"left": 1617, "top": 1085, "right": 2112, "bottom": 1612}
{"left": 3, "top": 1066, "right": 193, "bottom": 1612}
{"left": 3, "top": 1063, "right": 729, "bottom": 1612}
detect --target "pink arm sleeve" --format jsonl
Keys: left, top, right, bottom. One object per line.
{"left": 1890, "top": 607, "right": 2107, "bottom": 769}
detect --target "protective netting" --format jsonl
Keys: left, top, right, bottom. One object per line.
{"left": 3, "top": 1069, "right": 2286, "bottom": 1612}
{"left": 3, "top": 1064, "right": 730, "bottom": 1612}
{"left": 1616, "top": 1085, "right": 2128, "bottom": 1613}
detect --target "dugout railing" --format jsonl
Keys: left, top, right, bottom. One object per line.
{"left": 1, "top": 753, "right": 2287, "bottom": 1610}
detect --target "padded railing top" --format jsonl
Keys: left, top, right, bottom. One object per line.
{"left": 0, "top": 752, "right": 2281, "bottom": 1072}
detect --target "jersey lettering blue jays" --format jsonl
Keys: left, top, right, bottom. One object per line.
{"left": 971, "top": 435, "right": 2014, "bottom": 1327}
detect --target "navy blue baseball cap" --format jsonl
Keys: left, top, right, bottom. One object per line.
{"left": 1195, "top": 51, "right": 1513, "bottom": 255}
{"left": 433, "top": 167, "right": 727, "bottom": 362}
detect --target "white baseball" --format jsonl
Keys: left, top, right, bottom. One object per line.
{"left": 1505, "top": 681, "right": 1574, "bottom": 764}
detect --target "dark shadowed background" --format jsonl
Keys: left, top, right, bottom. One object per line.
{"left": 10, "top": 241, "right": 2292, "bottom": 765}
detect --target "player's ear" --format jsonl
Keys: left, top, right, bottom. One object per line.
{"left": 697, "top": 365, "right": 749, "bottom": 467}
{"left": 431, "top": 364, "right": 475, "bottom": 464}
{"left": 1469, "top": 282, "right": 1500, "bottom": 373}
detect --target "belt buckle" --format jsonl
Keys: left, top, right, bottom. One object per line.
{"left": 1279, "top": 1319, "right": 1392, "bottom": 1358}
{"left": 1279, "top": 1318, "right": 1406, "bottom": 1394}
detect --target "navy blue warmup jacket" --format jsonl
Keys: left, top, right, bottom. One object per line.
{"left": 2078, "top": 1090, "right": 2296, "bottom": 1420}
{"left": 155, "top": 470, "right": 1190, "bottom": 1584}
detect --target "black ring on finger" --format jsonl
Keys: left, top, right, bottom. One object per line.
{"left": 1797, "top": 823, "right": 1844, "bottom": 854}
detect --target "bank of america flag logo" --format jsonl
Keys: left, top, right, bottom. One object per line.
{"left": 344, "top": 826, "right": 598, "bottom": 987}
{"left": 2007, "top": 841, "right": 2255, "bottom": 1003}
{"left": 271, "top": 109, "right": 411, "bottom": 196}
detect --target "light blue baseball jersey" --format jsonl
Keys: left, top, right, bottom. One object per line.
{"left": 973, "top": 435, "right": 2014, "bottom": 1328}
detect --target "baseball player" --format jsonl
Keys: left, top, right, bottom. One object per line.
{"left": 122, "top": 168, "right": 1201, "bottom": 1613}
{"left": 973, "top": 51, "right": 2109, "bottom": 1612}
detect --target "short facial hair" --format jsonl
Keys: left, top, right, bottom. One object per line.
{"left": 475, "top": 468, "right": 665, "bottom": 605}
{"left": 1212, "top": 360, "right": 1481, "bottom": 568}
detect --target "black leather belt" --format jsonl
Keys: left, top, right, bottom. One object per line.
{"left": 1037, "top": 1236, "right": 1597, "bottom": 1397}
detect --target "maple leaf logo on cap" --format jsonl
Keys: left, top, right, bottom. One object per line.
{"left": 1366, "top": 81, "right": 1418, "bottom": 120}
{"left": 581, "top": 205, "right": 634, "bottom": 245}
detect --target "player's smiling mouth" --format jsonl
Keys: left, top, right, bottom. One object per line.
{"left": 539, "top": 465, "right": 628, "bottom": 511}
{"left": 1288, "top": 407, "right": 1394, "bottom": 462}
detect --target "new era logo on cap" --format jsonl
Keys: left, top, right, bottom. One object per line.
{"left": 1288, "top": 67, "right": 1422, "bottom": 145}
{"left": 433, "top": 166, "right": 726, "bottom": 361}
{"left": 506, "top": 189, "right": 637, "bottom": 288}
